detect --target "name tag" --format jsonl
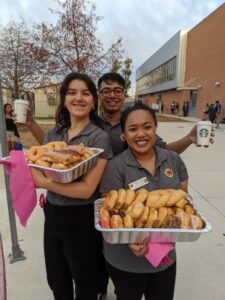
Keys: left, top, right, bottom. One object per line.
{"left": 128, "top": 177, "right": 149, "bottom": 190}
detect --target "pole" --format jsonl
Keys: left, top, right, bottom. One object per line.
{"left": 0, "top": 78, "right": 25, "bottom": 263}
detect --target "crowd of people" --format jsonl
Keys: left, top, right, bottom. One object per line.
{"left": 5, "top": 72, "right": 215, "bottom": 300}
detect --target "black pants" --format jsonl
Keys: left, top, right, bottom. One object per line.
{"left": 97, "top": 236, "right": 109, "bottom": 294}
{"left": 44, "top": 201, "right": 100, "bottom": 300}
{"left": 106, "top": 261, "right": 176, "bottom": 300}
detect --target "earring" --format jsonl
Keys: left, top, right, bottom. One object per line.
{"left": 120, "top": 134, "right": 125, "bottom": 142}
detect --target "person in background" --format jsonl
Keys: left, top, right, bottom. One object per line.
{"left": 202, "top": 103, "right": 209, "bottom": 120}
{"left": 4, "top": 103, "right": 20, "bottom": 151}
{"left": 182, "top": 101, "right": 189, "bottom": 117}
{"left": 170, "top": 101, "right": 175, "bottom": 114}
{"left": 99, "top": 101, "right": 189, "bottom": 300}
{"left": 31, "top": 72, "right": 112, "bottom": 300}
{"left": 214, "top": 100, "right": 222, "bottom": 128}
{"left": 208, "top": 103, "right": 217, "bottom": 124}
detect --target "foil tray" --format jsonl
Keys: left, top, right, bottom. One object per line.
{"left": 94, "top": 198, "right": 212, "bottom": 244}
{"left": 29, "top": 148, "right": 104, "bottom": 183}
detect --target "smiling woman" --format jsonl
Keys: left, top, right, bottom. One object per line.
{"left": 99, "top": 101, "right": 189, "bottom": 300}
{"left": 30, "top": 72, "right": 113, "bottom": 299}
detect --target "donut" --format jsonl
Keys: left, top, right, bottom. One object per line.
{"left": 51, "top": 162, "right": 68, "bottom": 170}
{"left": 45, "top": 141, "right": 67, "bottom": 151}
{"left": 27, "top": 146, "right": 48, "bottom": 162}
{"left": 35, "top": 158, "right": 52, "bottom": 167}
{"left": 115, "top": 189, "right": 126, "bottom": 209}
{"left": 123, "top": 189, "right": 136, "bottom": 209}
{"left": 110, "top": 215, "right": 123, "bottom": 228}
{"left": 134, "top": 206, "right": 149, "bottom": 228}
{"left": 103, "top": 190, "right": 118, "bottom": 210}
{"left": 123, "top": 214, "right": 133, "bottom": 228}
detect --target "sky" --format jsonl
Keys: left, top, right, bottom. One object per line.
{"left": 0, "top": 0, "right": 224, "bottom": 89}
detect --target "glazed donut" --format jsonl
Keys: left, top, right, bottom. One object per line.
{"left": 115, "top": 189, "right": 126, "bottom": 209}
{"left": 123, "top": 214, "right": 133, "bottom": 228}
{"left": 99, "top": 207, "right": 110, "bottom": 228}
{"left": 103, "top": 190, "right": 118, "bottom": 210}
{"left": 157, "top": 207, "right": 168, "bottom": 227}
{"left": 45, "top": 141, "right": 67, "bottom": 151}
{"left": 27, "top": 146, "right": 48, "bottom": 162}
{"left": 145, "top": 208, "right": 158, "bottom": 228}
{"left": 123, "top": 189, "right": 136, "bottom": 209}
{"left": 135, "top": 206, "right": 149, "bottom": 228}
{"left": 35, "top": 158, "right": 52, "bottom": 167}
{"left": 128, "top": 202, "right": 145, "bottom": 220}
{"left": 110, "top": 215, "right": 123, "bottom": 228}
{"left": 51, "top": 162, "right": 68, "bottom": 170}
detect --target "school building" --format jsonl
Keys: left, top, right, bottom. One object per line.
{"left": 136, "top": 3, "right": 225, "bottom": 120}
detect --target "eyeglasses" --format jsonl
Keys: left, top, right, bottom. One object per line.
{"left": 99, "top": 87, "right": 124, "bottom": 97}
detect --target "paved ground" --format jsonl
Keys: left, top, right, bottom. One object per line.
{"left": 0, "top": 117, "right": 225, "bottom": 299}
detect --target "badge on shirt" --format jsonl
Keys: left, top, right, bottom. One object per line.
{"left": 128, "top": 177, "right": 149, "bottom": 190}
{"left": 164, "top": 168, "right": 174, "bottom": 177}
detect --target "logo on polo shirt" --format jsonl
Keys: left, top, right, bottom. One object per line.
{"left": 164, "top": 168, "right": 173, "bottom": 177}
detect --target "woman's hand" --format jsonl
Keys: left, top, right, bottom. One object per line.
{"left": 31, "top": 168, "right": 50, "bottom": 189}
{"left": 129, "top": 237, "right": 149, "bottom": 257}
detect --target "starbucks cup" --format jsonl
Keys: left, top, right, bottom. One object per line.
{"left": 197, "top": 121, "right": 212, "bottom": 146}
{"left": 14, "top": 99, "right": 29, "bottom": 123}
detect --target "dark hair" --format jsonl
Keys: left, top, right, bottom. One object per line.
{"left": 120, "top": 101, "right": 157, "bottom": 132}
{"left": 4, "top": 103, "right": 12, "bottom": 114}
{"left": 56, "top": 72, "right": 103, "bottom": 129}
{"left": 97, "top": 72, "right": 125, "bottom": 90}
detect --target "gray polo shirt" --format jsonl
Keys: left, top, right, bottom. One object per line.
{"left": 44, "top": 122, "right": 112, "bottom": 206}
{"left": 100, "top": 115, "right": 167, "bottom": 156}
{"left": 99, "top": 146, "right": 188, "bottom": 273}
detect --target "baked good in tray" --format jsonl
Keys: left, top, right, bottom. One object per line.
{"left": 26, "top": 142, "right": 95, "bottom": 170}
{"left": 99, "top": 188, "right": 204, "bottom": 230}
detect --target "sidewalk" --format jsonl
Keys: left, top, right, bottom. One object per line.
{"left": 0, "top": 120, "right": 225, "bottom": 300}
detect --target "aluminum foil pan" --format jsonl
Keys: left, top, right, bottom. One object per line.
{"left": 94, "top": 198, "right": 212, "bottom": 244}
{"left": 29, "top": 148, "right": 104, "bottom": 183}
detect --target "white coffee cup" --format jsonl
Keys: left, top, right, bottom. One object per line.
{"left": 197, "top": 121, "right": 212, "bottom": 146}
{"left": 14, "top": 99, "right": 29, "bottom": 123}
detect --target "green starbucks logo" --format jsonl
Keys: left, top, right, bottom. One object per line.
{"left": 199, "top": 128, "right": 209, "bottom": 137}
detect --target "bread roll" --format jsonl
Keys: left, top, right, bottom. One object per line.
{"left": 103, "top": 190, "right": 118, "bottom": 210}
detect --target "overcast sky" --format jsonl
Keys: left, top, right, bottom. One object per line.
{"left": 0, "top": 0, "right": 224, "bottom": 86}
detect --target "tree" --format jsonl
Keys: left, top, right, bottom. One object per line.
{"left": 34, "top": 0, "right": 124, "bottom": 82}
{"left": 0, "top": 19, "right": 50, "bottom": 99}
{"left": 111, "top": 57, "right": 133, "bottom": 96}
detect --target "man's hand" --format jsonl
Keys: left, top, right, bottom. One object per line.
{"left": 26, "top": 106, "right": 35, "bottom": 128}
{"left": 188, "top": 125, "right": 215, "bottom": 147}
{"left": 129, "top": 237, "right": 149, "bottom": 257}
